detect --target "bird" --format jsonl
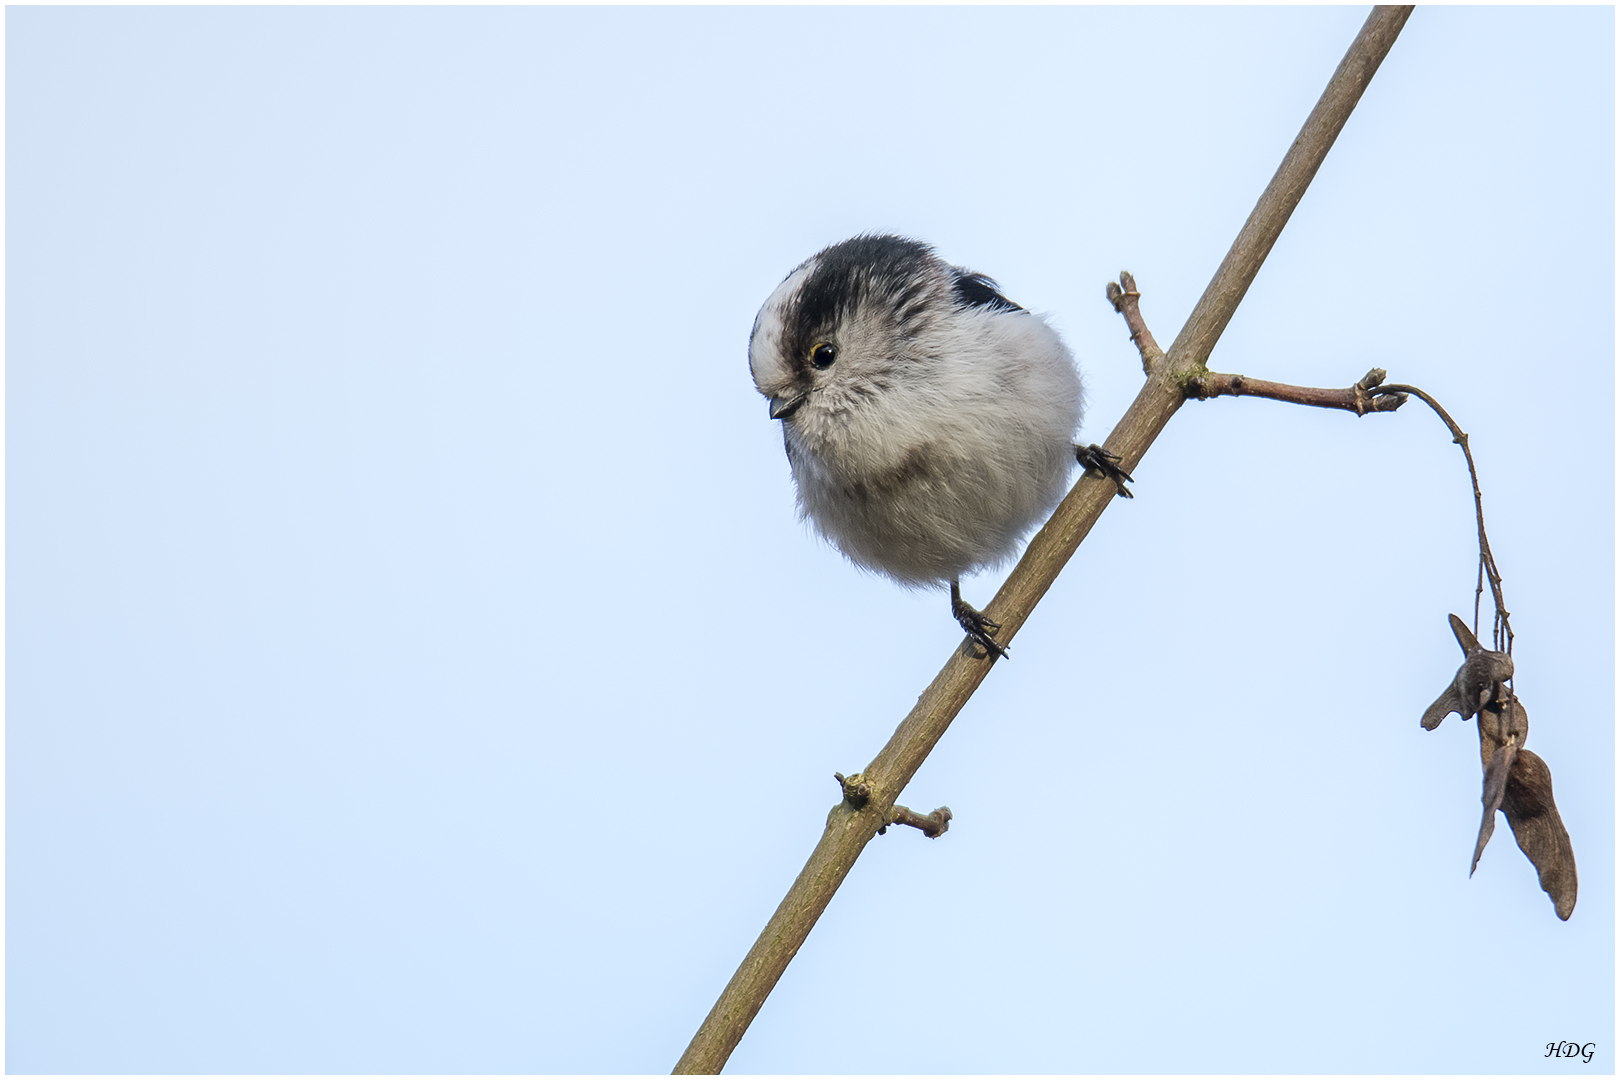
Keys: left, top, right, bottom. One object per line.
{"left": 747, "top": 234, "right": 1130, "bottom": 659}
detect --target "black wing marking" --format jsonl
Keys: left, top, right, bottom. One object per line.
{"left": 951, "top": 270, "right": 1025, "bottom": 314}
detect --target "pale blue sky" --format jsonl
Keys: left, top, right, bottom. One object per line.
{"left": 6, "top": 5, "right": 1614, "bottom": 1074}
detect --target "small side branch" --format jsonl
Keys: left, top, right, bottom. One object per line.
{"left": 1183, "top": 362, "right": 1510, "bottom": 651}
{"left": 885, "top": 805, "right": 953, "bottom": 838}
{"left": 1187, "top": 368, "right": 1407, "bottom": 416}
{"left": 1106, "top": 271, "right": 1165, "bottom": 374}
{"left": 841, "top": 773, "right": 952, "bottom": 837}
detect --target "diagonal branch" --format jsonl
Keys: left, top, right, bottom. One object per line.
{"left": 674, "top": 7, "right": 1415, "bottom": 1073}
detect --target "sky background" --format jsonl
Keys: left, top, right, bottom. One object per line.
{"left": 6, "top": 5, "right": 1614, "bottom": 1074}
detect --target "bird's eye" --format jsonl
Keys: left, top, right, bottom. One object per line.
{"left": 810, "top": 343, "right": 837, "bottom": 370}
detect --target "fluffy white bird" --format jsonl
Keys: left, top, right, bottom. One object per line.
{"left": 748, "top": 235, "right": 1129, "bottom": 658}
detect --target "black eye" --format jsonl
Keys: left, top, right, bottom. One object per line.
{"left": 810, "top": 343, "right": 836, "bottom": 369}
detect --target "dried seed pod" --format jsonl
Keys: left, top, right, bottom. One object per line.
{"left": 1500, "top": 748, "right": 1578, "bottom": 921}
{"left": 1421, "top": 614, "right": 1513, "bottom": 730}
{"left": 1470, "top": 697, "right": 1528, "bottom": 875}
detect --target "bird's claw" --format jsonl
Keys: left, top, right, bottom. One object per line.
{"left": 1076, "top": 443, "right": 1134, "bottom": 498}
{"left": 951, "top": 594, "right": 1007, "bottom": 661}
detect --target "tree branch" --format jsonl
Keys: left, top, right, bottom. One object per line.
{"left": 674, "top": 7, "right": 1415, "bottom": 1073}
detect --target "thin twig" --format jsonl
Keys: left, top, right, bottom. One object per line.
{"left": 886, "top": 805, "right": 953, "bottom": 838}
{"left": 1374, "top": 383, "right": 1512, "bottom": 653}
{"left": 1107, "top": 271, "right": 1164, "bottom": 373}
{"left": 1188, "top": 368, "right": 1407, "bottom": 414}
{"left": 673, "top": 8, "right": 1414, "bottom": 1073}
{"left": 1187, "top": 366, "right": 1507, "bottom": 651}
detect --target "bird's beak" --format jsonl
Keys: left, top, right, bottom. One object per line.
{"left": 769, "top": 392, "right": 807, "bottom": 421}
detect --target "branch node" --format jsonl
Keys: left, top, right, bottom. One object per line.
{"left": 888, "top": 805, "right": 953, "bottom": 839}
{"left": 834, "top": 772, "right": 871, "bottom": 811}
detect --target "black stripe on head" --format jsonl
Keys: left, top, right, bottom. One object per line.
{"left": 951, "top": 270, "right": 1024, "bottom": 314}
{"left": 781, "top": 235, "right": 938, "bottom": 374}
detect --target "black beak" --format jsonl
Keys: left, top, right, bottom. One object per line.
{"left": 769, "top": 392, "right": 807, "bottom": 421}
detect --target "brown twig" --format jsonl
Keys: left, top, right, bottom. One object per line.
{"left": 1374, "top": 383, "right": 1512, "bottom": 654}
{"left": 673, "top": 8, "right": 1414, "bottom": 1073}
{"left": 1106, "top": 271, "right": 1164, "bottom": 374}
{"left": 1184, "top": 360, "right": 1509, "bottom": 652}
{"left": 1182, "top": 359, "right": 1506, "bottom": 650}
{"left": 886, "top": 805, "right": 953, "bottom": 839}
{"left": 1188, "top": 367, "right": 1407, "bottom": 415}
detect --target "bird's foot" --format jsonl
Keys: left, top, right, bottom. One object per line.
{"left": 1075, "top": 443, "right": 1134, "bottom": 498}
{"left": 950, "top": 581, "right": 1007, "bottom": 661}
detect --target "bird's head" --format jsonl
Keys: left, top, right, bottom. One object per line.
{"left": 748, "top": 235, "right": 949, "bottom": 428}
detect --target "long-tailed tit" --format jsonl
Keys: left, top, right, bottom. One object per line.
{"left": 748, "top": 234, "right": 1130, "bottom": 658}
